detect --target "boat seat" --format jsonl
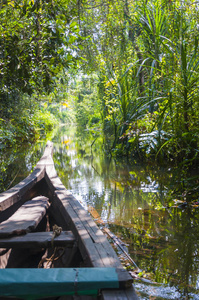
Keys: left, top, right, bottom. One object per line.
{"left": 0, "top": 196, "right": 49, "bottom": 238}
{"left": 0, "top": 231, "right": 75, "bottom": 248}
{"left": 0, "top": 267, "right": 119, "bottom": 298}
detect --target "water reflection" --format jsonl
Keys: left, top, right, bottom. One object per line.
{"left": 52, "top": 126, "right": 199, "bottom": 299}
{"left": 1, "top": 125, "right": 199, "bottom": 299}
{"left": 0, "top": 143, "right": 45, "bottom": 192}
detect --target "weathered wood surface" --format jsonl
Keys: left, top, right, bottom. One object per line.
{"left": 0, "top": 167, "right": 45, "bottom": 212}
{"left": 0, "top": 196, "right": 49, "bottom": 237}
{"left": 0, "top": 231, "right": 75, "bottom": 248}
{"left": 102, "top": 286, "right": 139, "bottom": 300}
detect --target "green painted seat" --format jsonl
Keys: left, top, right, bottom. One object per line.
{"left": 0, "top": 267, "right": 119, "bottom": 299}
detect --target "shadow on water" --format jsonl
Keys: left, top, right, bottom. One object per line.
{"left": 1, "top": 125, "right": 199, "bottom": 299}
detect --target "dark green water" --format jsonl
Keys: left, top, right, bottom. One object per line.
{"left": 1, "top": 125, "right": 199, "bottom": 299}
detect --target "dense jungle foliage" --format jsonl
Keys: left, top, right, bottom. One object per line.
{"left": 0, "top": 0, "right": 80, "bottom": 147}
{"left": 0, "top": 0, "right": 199, "bottom": 168}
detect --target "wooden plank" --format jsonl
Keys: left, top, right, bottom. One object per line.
{"left": 59, "top": 296, "right": 96, "bottom": 300}
{"left": 0, "top": 231, "right": 75, "bottom": 248}
{"left": 0, "top": 167, "right": 45, "bottom": 212}
{"left": 0, "top": 268, "right": 120, "bottom": 298}
{"left": 0, "top": 196, "right": 49, "bottom": 237}
{"left": 101, "top": 286, "right": 139, "bottom": 300}
{"left": 69, "top": 198, "right": 120, "bottom": 266}
{"left": 67, "top": 197, "right": 121, "bottom": 269}
{"left": 52, "top": 189, "right": 105, "bottom": 267}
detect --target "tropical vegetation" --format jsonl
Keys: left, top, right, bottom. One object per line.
{"left": 0, "top": 0, "right": 199, "bottom": 168}
{"left": 0, "top": 0, "right": 80, "bottom": 147}
{"left": 73, "top": 0, "right": 199, "bottom": 167}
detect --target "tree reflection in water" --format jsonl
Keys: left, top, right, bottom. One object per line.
{"left": 53, "top": 126, "right": 199, "bottom": 299}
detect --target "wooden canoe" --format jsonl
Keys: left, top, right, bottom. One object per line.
{"left": 0, "top": 141, "right": 138, "bottom": 300}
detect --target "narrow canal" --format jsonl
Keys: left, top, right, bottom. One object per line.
{"left": 1, "top": 125, "right": 199, "bottom": 299}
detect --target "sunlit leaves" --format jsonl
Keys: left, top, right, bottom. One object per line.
{"left": 0, "top": 0, "right": 81, "bottom": 118}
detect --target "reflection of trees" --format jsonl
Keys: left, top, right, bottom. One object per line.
{"left": 0, "top": 143, "right": 43, "bottom": 193}
{"left": 108, "top": 204, "right": 199, "bottom": 296}
{"left": 46, "top": 128, "right": 199, "bottom": 298}
{"left": 167, "top": 207, "right": 199, "bottom": 297}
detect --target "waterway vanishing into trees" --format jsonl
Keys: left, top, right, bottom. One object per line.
{"left": 0, "top": 125, "right": 199, "bottom": 299}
